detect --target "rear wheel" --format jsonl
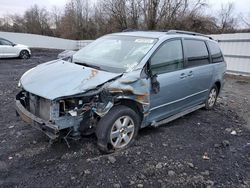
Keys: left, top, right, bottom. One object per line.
{"left": 205, "top": 85, "right": 218, "bottom": 110}
{"left": 95, "top": 105, "right": 140, "bottom": 153}
{"left": 19, "top": 50, "right": 30, "bottom": 59}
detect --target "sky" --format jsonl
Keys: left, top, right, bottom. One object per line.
{"left": 209, "top": 0, "right": 249, "bottom": 15}
{"left": 0, "top": 0, "right": 249, "bottom": 17}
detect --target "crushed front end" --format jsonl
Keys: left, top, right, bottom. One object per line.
{"left": 15, "top": 83, "right": 115, "bottom": 141}
{"left": 15, "top": 60, "right": 152, "bottom": 144}
{"left": 16, "top": 90, "right": 60, "bottom": 140}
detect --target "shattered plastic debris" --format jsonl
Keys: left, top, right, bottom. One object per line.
{"left": 230, "top": 130, "right": 237, "bottom": 135}
{"left": 202, "top": 152, "right": 210, "bottom": 160}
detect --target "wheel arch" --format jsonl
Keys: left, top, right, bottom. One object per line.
{"left": 114, "top": 98, "right": 144, "bottom": 123}
{"left": 214, "top": 80, "right": 221, "bottom": 93}
{"left": 19, "top": 49, "right": 28, "bottom": 54}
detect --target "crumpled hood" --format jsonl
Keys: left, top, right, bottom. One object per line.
{"left": 20, "top": 60, "right": 121, "bottom": 100}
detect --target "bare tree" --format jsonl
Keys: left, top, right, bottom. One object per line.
{"left": 0, "top": 15, "right": 13, "bottom": 32}
{"left": 101, "top": 0, "right": 128, "bottom": 30}
{"left": 141, "top": 0, "right": 160, "bottom": 30}
{"left": 10, "top": 15, "right": 25, "bottom": 32}
{"left": 139, "top": 0, "right": 208, "bottom": 30}
{"left": 239, "top": 13, "right": 250, "bottom": 28}
{"left": 127, "top": 0, "right": 141, "bottom": 29}
{"left": 23, "top": 5, "right": 52, "bottom": 35}
{"left": 217, "top": 2, "right": 236, "bottom": 33}
{"left": 60, "top": 0, "right": 94, "bottom": 39}
{"left": 0, "top": 0, "right": 242, "bottom": 38}
{"left": 50, "top": 6, "right": 62, "bottom": 36}
{"left": 93, "top": 4, "right": 112, "bottom": 36}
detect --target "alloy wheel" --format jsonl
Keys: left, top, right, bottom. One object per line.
{"left": 207, "top": 88, "right": 217, "bottom": 107}
{"left": 110, "top": 116, "right": 135, "bottom": 149}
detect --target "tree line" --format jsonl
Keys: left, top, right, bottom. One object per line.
{"left": 0, "top": 0, "right": 248, "bottom": 40}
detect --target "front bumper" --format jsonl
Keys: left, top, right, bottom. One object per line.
{"left": 15, "top": 97, "right": 59, "bottom": 140}
{"left": 27, "top": 48, "right": 31, "bottom": 56}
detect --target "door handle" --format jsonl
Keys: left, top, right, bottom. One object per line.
{"left": 187, "top": 71, "right": 193, "bottom": 77}
{"left": 180, "top": 73, "right": 186, "bottom": 79}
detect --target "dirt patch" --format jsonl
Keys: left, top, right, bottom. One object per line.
{"left": 0, "top": 49, "right": 250, "bottom": 187}
{"left": 222, "top": 75, "right": 250, "bottom": 130}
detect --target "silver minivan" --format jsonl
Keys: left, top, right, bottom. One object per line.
{"left": 16, "top": 30, "right": 226, "bottom": 152}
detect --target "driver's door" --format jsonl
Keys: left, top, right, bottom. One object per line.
{"left": 147, "top": 39, "right": 191, "bottom": 123}
{"left": 0, "top": 39, "right": 16, "bottom": 57}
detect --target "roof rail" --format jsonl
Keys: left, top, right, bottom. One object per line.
{"left": 167, "top": 30, "right": 213, "bottom": 40}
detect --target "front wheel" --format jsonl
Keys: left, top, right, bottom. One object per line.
{"left": 95, "top": 105, "right": 140, "bottom": 153}
{"left": 205, "top": 85, "right": 218, "bottom": 110}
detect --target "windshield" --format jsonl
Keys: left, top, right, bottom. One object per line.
{"left": 73, "top": 35, "right": 157, "bottom": 73}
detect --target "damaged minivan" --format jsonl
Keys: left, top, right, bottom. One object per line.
{"left": 16, "top": 30, "right": 226, "bottom": 152}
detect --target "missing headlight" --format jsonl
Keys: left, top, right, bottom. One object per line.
{"left": 59, "top": 97, "right": 95, "bottom": 117}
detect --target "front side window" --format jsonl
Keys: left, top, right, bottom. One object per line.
{"left": 184, "top": 39, "right": 209, "bottom": 67}
{"left": 73, "top": 35, "right": 157, "bottom": 73}
{"left": 207, "top": 41, "right": 224, "bottom": 63}
{"left": 150, "top": 39, "right": 184, "bottom": 74}
{"left": 0, "top": 39, "right": 12, "bottom": 46}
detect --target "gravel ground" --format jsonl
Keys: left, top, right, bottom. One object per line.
{"left": 0, "top": 49, "right": 250, "bottom": 188}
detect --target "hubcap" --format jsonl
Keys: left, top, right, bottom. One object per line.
{"left": 208, "top": 88, "right": 217, "bottom": 107}
{"left": 110, "top": 116, "right": 135, "bottom": 149}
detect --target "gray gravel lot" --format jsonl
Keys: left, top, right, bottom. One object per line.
{"left": 0, "top": 49, "right": 250, "bottom": 187}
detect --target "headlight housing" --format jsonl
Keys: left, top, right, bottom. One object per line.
{"left": 59, "top": 96, "right": 96, "bottom": 117}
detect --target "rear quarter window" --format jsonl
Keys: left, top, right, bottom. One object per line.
{"left": 184, "top": 39, "right": 210, "bottom": 68}
{"left": 207, "top": 41, "right": 224, "bottom": 63}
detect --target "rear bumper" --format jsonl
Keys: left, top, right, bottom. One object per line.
{"left": 15, "top": 96, "right": 59, "bottom": 140}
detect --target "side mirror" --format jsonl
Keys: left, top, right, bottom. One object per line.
{"left": 148, "top": 60, "right": 160, "bottom": 94}
{"left": 151, "top": 74, "right": 160, "bottom": 94}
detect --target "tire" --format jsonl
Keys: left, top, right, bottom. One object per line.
{"left": 19, "top": 50, "right": 30, "bottom": 59}
{"left": 95, "top": 105, "right": 140, "bottom": 153}
{"left": 205, "top": 85, "right": 218, "bottom": 110}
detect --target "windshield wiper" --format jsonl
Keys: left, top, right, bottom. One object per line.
{"left": 74, "top": 61, "right": 101, "bottom": 70}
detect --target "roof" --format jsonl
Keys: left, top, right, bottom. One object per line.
{"left": 109, "top": 30, "right": 213, "bottom": 41}
{"left": 111, "top": 31, "right": 167, "bottom": 38}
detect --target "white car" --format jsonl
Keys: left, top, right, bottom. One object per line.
{"left": 0, "top": 38, "right": 31, "bottom": 59}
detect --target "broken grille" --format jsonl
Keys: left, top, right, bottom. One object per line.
{"left": 29, "top": 93, "right": 51, "bottom": 121}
